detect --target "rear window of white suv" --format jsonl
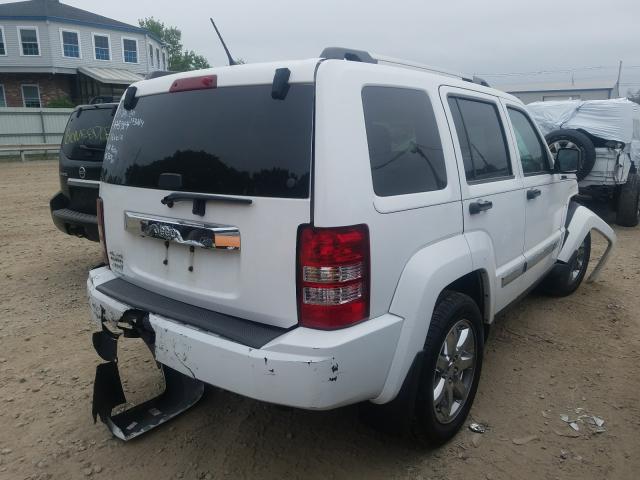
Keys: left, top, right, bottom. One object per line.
{"left": 362, "top": 86, "right": 447, "bottom": 197}
{"left": 102, "top": 84, "right": 314, "bottom": 198}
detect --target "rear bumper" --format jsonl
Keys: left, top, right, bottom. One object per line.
{"left": 50, "top": 192, "right": 99, "bottom": 242}
{"left": 87, "top": 267, "right": 403, "bottom": 410}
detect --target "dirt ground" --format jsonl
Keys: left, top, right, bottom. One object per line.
{"left": 0, "top": 160, "right": 639, "bottom": 480}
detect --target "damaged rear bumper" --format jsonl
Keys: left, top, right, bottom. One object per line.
{"left": 88, "top": 267, "right": 403, "bottom": 411}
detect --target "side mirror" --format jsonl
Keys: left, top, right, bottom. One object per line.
{"left": 555, "top": 148, "right": 580, "bottom": 173}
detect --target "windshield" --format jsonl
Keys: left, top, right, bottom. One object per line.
{"left": 102, "top": 84, "right": 314, "bottom": 198}
{"left": 62, "top": 106, "right": 115, "bottom": 161}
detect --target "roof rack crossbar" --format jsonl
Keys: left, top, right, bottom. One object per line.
{"left": 319, "top": 47, "right": 490, "bottom": 87}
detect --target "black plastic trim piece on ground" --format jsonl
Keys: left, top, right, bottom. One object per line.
{"left": 93, "top": 362, "right": 204, "bottom": 441}
{"left": 96, "top": 278, "right": 291, "bottom": 349}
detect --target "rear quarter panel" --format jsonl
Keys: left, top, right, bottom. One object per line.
{"left": 313, "top": 60, "right": 464, "bottom": 320}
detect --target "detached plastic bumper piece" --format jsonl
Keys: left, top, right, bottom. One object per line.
{"left": 91, "top": 317, "right": 204, "bottom": 441}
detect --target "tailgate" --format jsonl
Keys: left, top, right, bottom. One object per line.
{"left": 100, "top": 79, "right": 314, "bottom": 329}
{"left": 101, "top": 184, "right": 308, "bottom": 328}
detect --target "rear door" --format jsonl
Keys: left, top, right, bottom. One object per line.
{"left": 501, "top": 100, "right": 570, "bottom": 285}
{"left": 100, "top": 80, "right": 315, "bottom": 328}
{"left": 441, "top": 87, "right": 526, "bottom": 312}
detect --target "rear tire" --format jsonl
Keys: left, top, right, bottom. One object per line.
{"left": 414, "top": 291, "right": 484, "bottom": 445}
{"left": 546, "top": 129, "right": 596, "bottom": 181}
{"left": 615, "top": 172, "right": 640, "bottom": 227}
{"left": 541, "top": 233, "right": 591, "bottom": 297}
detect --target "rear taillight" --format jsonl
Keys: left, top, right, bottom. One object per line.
{"left": 96, "top": 197, "right": 109, "bottom": 267}
{"left": 297, "top": 224, "right": 370, "bottom": 329}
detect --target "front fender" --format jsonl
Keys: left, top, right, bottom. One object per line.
{"left": 373, "top": 235, "right": 473, "bottom": 404}
{"left": 558, "top": 206, "right": 616, "bottom": 282}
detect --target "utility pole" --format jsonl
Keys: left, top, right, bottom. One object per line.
{"left": 614, "top": 60, "right": 623, "bottom": 98}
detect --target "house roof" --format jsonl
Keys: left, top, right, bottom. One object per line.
{"left": 0, "top": 0, "right": 160, "bottom": 41}
{"left": 501, "top": 80, "right": 617, "bottom": 93}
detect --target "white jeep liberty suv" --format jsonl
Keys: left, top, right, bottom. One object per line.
{"left": 87, "top": 47, "right": 615, "bottom": 444}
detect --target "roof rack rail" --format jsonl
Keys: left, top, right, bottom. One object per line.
{"left": 319, "top": 47, "right": 490, "bottom": 87}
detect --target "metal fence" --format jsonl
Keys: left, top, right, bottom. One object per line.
{"left": 0, "top": 107, "right": 73, "bottom": 150}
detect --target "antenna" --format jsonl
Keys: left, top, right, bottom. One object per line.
{"left": 209, "top": 18, "right": 236, "bottom": 66}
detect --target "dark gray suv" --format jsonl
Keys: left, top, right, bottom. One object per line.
{"left": 50, "top": 103, "right": 116, "bottom": 241}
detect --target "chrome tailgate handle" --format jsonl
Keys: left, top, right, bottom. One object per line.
{"left": 124, "top": 211, "right": 240, "bottom": 251}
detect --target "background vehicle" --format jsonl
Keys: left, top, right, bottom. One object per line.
{"left": 50, "top": 103, "right": 117, "bottom": 241}
{"left": 527, "top": 99, "right": 640, "bottom": 226}
{"left": 87, "top": 49, "right": 615, "bottom": 444}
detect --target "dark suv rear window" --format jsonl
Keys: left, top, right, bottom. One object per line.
{"left": 62, "top": 106, "right": 115, "bottom": 161}
{"left": 102, "top": 84, "right": 314, "bottom": 198}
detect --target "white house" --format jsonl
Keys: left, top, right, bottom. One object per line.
{"left": 0, "top": 0, "right": 168, "bottom": 107}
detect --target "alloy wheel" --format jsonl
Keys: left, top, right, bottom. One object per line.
{"left": 433, "top": 319, "right": 476, "bottom": 424}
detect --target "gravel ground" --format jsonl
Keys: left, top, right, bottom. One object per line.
{"left": 1, "top": 160, "right": 639, "bottom": 480}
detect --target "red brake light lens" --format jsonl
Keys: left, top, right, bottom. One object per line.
{"left": 297, "top": 224, "right": 370, "bottom": 329}
{"left": 96, "top": 197, "right": 109, "bottom": 267}
{"left": 169, "top": 75, "right": 217, "bottom": 93}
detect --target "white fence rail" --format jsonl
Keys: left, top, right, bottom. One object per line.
{"left": 0, "top": 107, "right": 73, "bottom": 155}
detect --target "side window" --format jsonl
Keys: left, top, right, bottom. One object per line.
{"left": 0, "top": 27, "right": 6, "bottom": 55}
{"left": 362, "top": 86, "right": 447, "bottom": 197}
{"left": 507, "top": 108, "right": 552, "bottom": 175}
{"left": 448, "top": 96, "right": 512, "bottom": 183}
{"left": 93, "top": 34, "right": 110, "bottom": 60}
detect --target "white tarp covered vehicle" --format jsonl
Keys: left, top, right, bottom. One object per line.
{"left": 527, "top": 98, "right": 640, "bottom": 226}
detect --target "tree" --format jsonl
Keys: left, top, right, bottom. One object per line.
{"left": 171, "top": 50, "right": 211, "bottom": 72}
{"left": 629, "top": 89, "right": 640, "bottom": 105}
{"left": 47, "top": 96, "right": 75, "bottom": 108}
{"left": 139, "top": 17, "right": 210, "bottom": 72}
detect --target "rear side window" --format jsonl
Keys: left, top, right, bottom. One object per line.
{"left": 102, "top": 84, "right": 313, "bottom": 198}
{"left": 362, "top": 86, "right": 447, "bottom": 197}
{"left": 448, "top": 96, "right": 512, "bottom": 183}
{"left": 62, "top": 107, "right": 115, "bottom": 161}
{"left": 507, "top": 108, "right": 552, "bottom": 175}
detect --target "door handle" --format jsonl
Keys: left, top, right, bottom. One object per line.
{"left": 469, "top": 200, "right": 493, "bottom": 214}
{"left": 527, "top": 188, "right": 542, "bottom": 200}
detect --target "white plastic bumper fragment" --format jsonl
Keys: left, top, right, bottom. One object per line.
{"left": 558, "top": 206, "right": 616, "bottom": 282}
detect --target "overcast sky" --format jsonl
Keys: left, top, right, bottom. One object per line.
{"left": 16, "top": 0, "right": 640, "bottom": 93}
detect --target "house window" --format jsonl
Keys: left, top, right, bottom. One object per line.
{"left": 0, "top": 27, "right": 6, "bottom": 56}
{"left": 61, "top": 30, "right": 80, "bottom": 58}
{"left": 162, "top": 51, "right": 166, "bottom": 70}
{"left": 122, "top": 38, "right": 138, "bottom": 63}
{"left": 19, "top": 27, "right": 40, "bottom": 56}
{"left": 22, "top": 85, "right": 41, "bottom": 108}
{"left": 0, "top": 85, "right": 6, "bottom": 107}
{"left": 156, "top": 48, "right": 160, "bottom": 69}
{"left": 93, "top": 34, "right": 110, "bottom": 60}
{"left": 149, "top": 44, "right": 154, "bottom": 66}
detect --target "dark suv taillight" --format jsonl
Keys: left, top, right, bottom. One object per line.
{"left": 297, "top": 224, "right": 370, "bottom": 329}
{"left": 96, "top": 197, "right": 109, "bottom": 267}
